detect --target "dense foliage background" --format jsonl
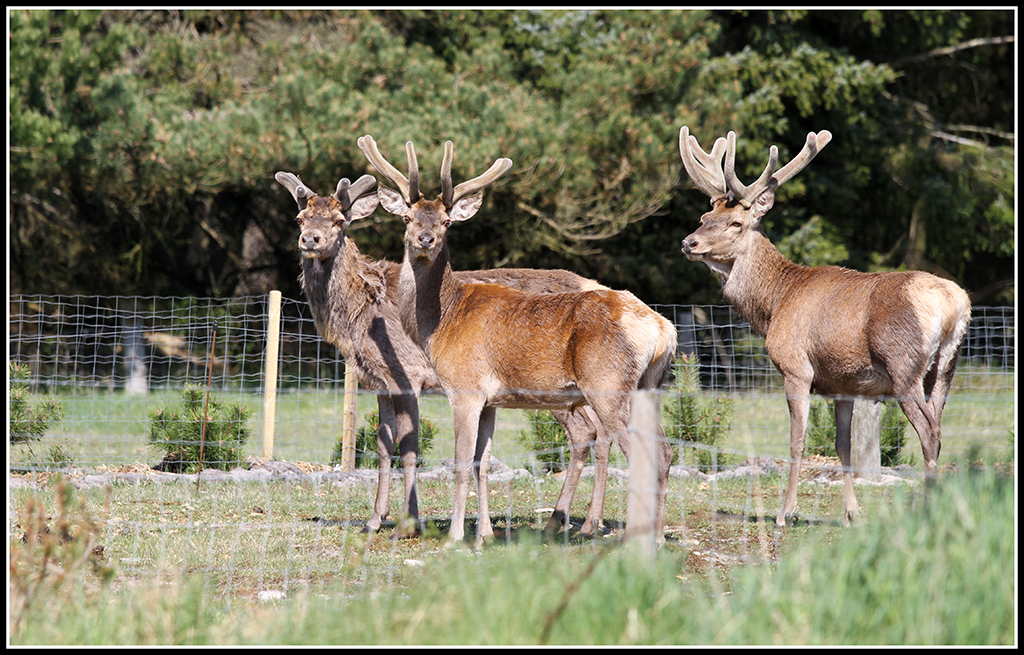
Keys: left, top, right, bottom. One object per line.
{"left": 9, "top": 9, "right": 1015, "bottom": 306}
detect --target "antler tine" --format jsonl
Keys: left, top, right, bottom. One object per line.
{"left": 772, "top": 131, "right": 832, "bottom": 188}
{"left": 678, "top": 126, "right": 728, "bottom": 202}
{"left": 275, "top": 171, "right": 315, "bottom": 208}
{"left": 449, "top": 156, "right": 514, "bottom": 207}
{"left": 405, "top": 141, "right": 421, "bottom": 203}
{"left": 357, "top": 135, "right": 413, "bottom": 204}
{"left": 724, "top": 131, "right": 778, "bottom": 208}
{"left": 333, "top": 174, "right": 378, "bottom": 210}
{"left": 440, "top": 141, "right": 455, "bottom": 209}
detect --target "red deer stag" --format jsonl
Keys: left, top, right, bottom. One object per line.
{"left": 275, "top": 171, "right": 625, "bottom": 538}
{"left": 358, "top": 135, "right": 677, "bottom": 548}
{"left": 677, "top": 126, "right": 971, "bottom": 526}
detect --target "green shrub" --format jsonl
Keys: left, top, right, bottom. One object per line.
{"left": 9, "top": 361, "right": 63, "bottom": 447}
{"left": 515, "top": 410, "right": 571, "bottom": 473}
{"left": 806, "top": 398, "right": 837, "bottom": 458}
{"left": 332, "top": 410, "right": 438, "bottom": 468}
{"left": 808, "top": 399, "right": 914, "bottom": 467}
{"left": 148, "top": 384, "right": 251, "bottom": 472}
{"left": 879, "top": 400, "right": 913, "bottom": 467}
{"left": 662, "top": 354, "right": 734, "bottom": 469}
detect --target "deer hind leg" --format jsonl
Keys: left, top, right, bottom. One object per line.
{"left": 392, "top": 393, "right": 421, "bottom": 536}
{"left": 578, "top": 406, "right": 614, "bottom": 537}
{"left": 655, "top": 421, "right": 673, "bottom": 543}
{"left": 446, "top": 395, "right": 486, "bottom": 548}
{"left": 779, "top": 378, "right": 812, "bottom": 527}
{"left": 585, "top": 394, "right": 633, "bottom": 536}
{"left": 896, "top": 385, "right": 942, "bottom": 474}
{"left": 473, "top": 406, "right": 497, "bottom": 549}
{"left": 546, "top": 407, "right": 598, "bottom": 535}
{"left": 833, "top": 397, "right": 860, "bottom": 526}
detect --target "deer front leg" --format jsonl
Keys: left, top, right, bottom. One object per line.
{"left": 366, "top": 395, "right": 398, "bottom": 533}
{"left": 474, "top": 406, "right": 497, "bottom": 549}
{"left": 393, "top": 392, "right": 421, "bottom": 536}
{"left": 833, "top": 397, "right": 860, "bottom": 526}
{"left": 446, "top": 395, "right": 486, "bottom": 548}
{"left": 779, "top": 377, "right": 812, "bottom": 527}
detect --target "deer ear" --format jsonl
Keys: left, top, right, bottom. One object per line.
{"left": 346, "top": 193, "right": 380, "bottom": 223}
{"left": 377, "top": 185, "right": 410, "bottom": 216}
{"left": 448, "top": 192, "right": 484, "bottom": 222}
{"left": 751, "top": 188, "right": 775, "bottom": 222}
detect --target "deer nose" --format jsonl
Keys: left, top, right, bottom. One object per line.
{"left": 300, "top": 231, "right": 322, "bottom": 251}
{"left": 681, "top": 235, "right": 699, "bottom": 253}
{"left": 417, "top": 232, "right": 435, "bottom": 249}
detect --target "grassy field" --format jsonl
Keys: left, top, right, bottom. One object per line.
{"left": 11, "top": 361, "right": 1015, "bottom": 472}
{"left": 8, "top": 464, "right": 1015, "bottom": 645}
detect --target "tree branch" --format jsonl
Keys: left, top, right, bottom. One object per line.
{"left": 889, "top": 35, "right": 1014, "bottom": 66}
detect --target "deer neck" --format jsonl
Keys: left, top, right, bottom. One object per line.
{"left": 399, "top": 241, "right": 464, "bottom": 356}
{"left": 301, "top": 236, "right": 389, "bottom": 352}
{"left": 720, "top": 231, "right": 804, "bottom": 336}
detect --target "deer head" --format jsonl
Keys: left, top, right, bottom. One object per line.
{"left": 678, "top": 127, "right": 831, "bottom": 275}
{"left": 275, "top": 172, "right": 380, "bottom": 260}
{"left": 356, "top": 135, "right": 513, "bottom": 264}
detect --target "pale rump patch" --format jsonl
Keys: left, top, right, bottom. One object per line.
{"left": 906, "top": 276, "right": 972, "bottom": 349}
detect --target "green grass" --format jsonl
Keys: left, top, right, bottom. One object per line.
{"left": 9, "top": 466, "right": 1014, "bottom": 645}
{"left": 10, "top": 369, "right": 1014, "bottom": 475}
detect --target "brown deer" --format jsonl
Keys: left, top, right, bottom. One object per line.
{"left": 358, "top": 135, "right": 677, "bottom": 548}
{"left": 275, "top": 171, "right": 626, "bottom": 538}
{"left": 677, "top": 126, "right": 971, "bottom": 526}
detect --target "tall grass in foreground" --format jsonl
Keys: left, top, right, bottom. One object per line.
{"left": 10, "top": 467, "right": 1014, "bottom": 645}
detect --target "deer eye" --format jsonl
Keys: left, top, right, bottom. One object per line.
{"left": 403, "top": 216, "right": 412, "bottom": 225}
{"left": 442, "top": 219, "right": 452, "bottom": 228}
{"left": 729, "top": 221, "right": 743, "bottom": 229}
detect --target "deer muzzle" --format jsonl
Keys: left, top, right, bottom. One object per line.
{"left": 299, "top": 230, "right": 326, "bottom": 257}
{"left": 681, "top": 233, "right": 706, "bottom": 260}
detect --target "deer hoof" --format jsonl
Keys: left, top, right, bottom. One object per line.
{"left": 392, "top": 516, "right": 421, "bottom": 539}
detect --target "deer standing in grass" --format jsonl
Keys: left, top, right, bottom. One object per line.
{"left": 276, "top": 171, "right": 627, "bottom": 538}
{"left": 358, "top": 135, "right": 677, "bottom": 548}
{"left": 677, "top": 126, "right": 971, "bottom": 526}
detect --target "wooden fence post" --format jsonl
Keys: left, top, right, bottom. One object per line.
{"left": 625, "top": 390, "right": 659, "bottom": 558}
{"left": 851, "top": 398, "right": 881, "bottom": 481}
{"left": 262, "top": 290, "right": 282, "bottom": 461}
{"left": 340, "top": 362, "right": 358, "bottom": 472}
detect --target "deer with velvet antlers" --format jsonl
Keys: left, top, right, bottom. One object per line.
{"left": 677, "top": 126, "right": 971, "bottom": 526}
{"left": 276, "top": 169, "right": 631, "bottom": 539}
{"left": 358, "top": 135, "right": 677, "bottom": 548}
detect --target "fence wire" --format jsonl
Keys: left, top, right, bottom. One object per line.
{"left": 8, "top": 294, "right": 1015, "bottom": 470}
{"left": 8, "top": 294, "right": 1016, "bottom": 604}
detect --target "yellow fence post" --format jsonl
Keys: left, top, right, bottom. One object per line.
{"left": 341, "top": 362, "right": 358, "bottom": 472}
{"left": 262, "top": 290, "right": 282, "bottom": 461}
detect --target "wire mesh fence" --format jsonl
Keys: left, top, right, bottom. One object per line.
{"left": 8, "top": 294, "right": 1015, "bottom": 470}
{"left": 8, "top": 294, "right": 1016, "bottom": 604}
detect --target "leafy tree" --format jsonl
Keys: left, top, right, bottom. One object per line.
{"left": 9, "top": 9, "right": 1013, "bottom": 307}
